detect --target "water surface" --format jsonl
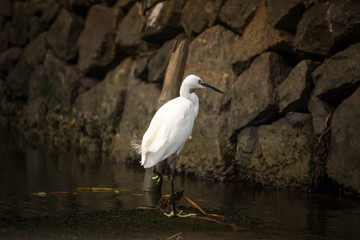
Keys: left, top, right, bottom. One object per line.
{"left": 1, "top": 131, "right": 359, "bottom": 240}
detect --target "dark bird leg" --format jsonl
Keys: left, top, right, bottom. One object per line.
{"left": 171, "top": 153, "right": 178, "bottom": 214}
{"left": 164, "top": 153, "right": 196, "bottom": 218}
{"left": 164, "top": 153, "right": 179, "bottom": 217}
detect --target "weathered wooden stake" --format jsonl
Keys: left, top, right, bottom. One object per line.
{"left": 142, "top": 39, "right": 189, "bottom": 192}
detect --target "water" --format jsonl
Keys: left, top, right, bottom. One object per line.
{"left": 1, "top": 131, "right": 360, "bottom": 240}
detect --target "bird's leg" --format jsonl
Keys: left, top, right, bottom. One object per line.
{"left": 171, "top": 153, "right": 178, "bottom": 214}
{"left": 164, "top": 154, "right": 179, "bottom": 217}
{"left": 152, "top": 166, "right": 169, "bottom": 184}
{"left": 164, "top": 154, "right": 196, "bottom": 218}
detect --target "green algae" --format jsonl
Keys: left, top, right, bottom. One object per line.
{"left": 0, "top": 208, "right": 258, "bottom": 239}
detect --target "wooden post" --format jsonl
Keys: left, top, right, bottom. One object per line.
{"left": 142, "top": 39, "right": 189, "bottom": 192}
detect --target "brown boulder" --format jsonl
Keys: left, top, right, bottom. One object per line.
{"left": 143, "top": 0, "right": 184, "bottom": 42}
{"left": 0, "top": 0, "right": 10, "bottom": 16}
{"left": 232, "top": 0, "right": 293, "bottom": 74}
{"left": 328, "top": 87, "right": 360, "bottom": 192}
{"left": 76, "top": 57, "right": 132, "bottom": 122}
{"left": 231, "top": 52, "right": 292, "bottom": 130}
{"left": 23, "top": 98, "right": 47, "bottom": 128}
{"left": 312, "top": 43, "right": 360, "bottom": 106}
{"left": 180, "top": 0, "right": 222, "bottom": 36}
{"left": 23, "top": 32, "right": 48, "bottom": 69}
{"left": 78, "top": 4, "right": 121, "bottom": 78}
{"left": 6, "top": 59, "right": 31, "bottom": 98}
{"left": 147, "top": 39, "right": 173, "bottom": 83}
{"left": 0, "top": 22, "right": 10, "bottom": 55}
{"left": 115, "top": 2, "right": 146, "bottom": 55}
{"left": 47, "top": 9, "right": 84, "bottom": 61}
{"left": 236, "top": 112, "right": 315, "bottom": 189}
{"left": 179, "top": 25, "right": 238, "bottom": 178}
{"left": 110, "top": 65, "right": 161, "bottom": 162}
{"left": 308, "top": 94, "right": 334, "bottom": 135}
{"left": 28, "top": 52, "right": 82, "bottom": 111}
{"left": 10, "top": 1, "right": 31, "bottom": 47}
{"left": 219, "top": 0, "right": 261, "bottom": 35}
{"left": 29, "top": 16, "right": 43, "bottom": 39}
{"left": 0, "top": 47, "right": 22, "bottom": 78}
{"left": 40, "top": 0, "right": 60, "bottom": 29}
{"left": 133, "top": 51, "right": 155, "bottom": 80}
{"left": 147, "top": 34, "right": 185, "bottom": 83}
{"left": 266, "top": 0, "right": 306, "bottom": 33}
{"left": 275, "top": 60, "right": 317, "bottom": 113}
{"left": 142, "top": 0, "right": 162, "bottom": 11}
{"left": 294, "top": 0, "right": 360, "bottom": 56}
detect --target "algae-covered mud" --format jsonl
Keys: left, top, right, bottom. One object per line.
{"left": 0, "top": 208, "right": 258, "bottom": 240}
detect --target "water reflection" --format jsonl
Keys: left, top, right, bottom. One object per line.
{"left": 1, "top": 131, "right": 360, "bottom": 240}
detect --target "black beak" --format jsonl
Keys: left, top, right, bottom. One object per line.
{"left": 200, "top": 82, "right": 224, "bottom": 94}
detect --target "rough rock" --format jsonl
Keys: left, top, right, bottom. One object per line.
{"left": 231, "top": 52, "right": 292, "bottom": 130}
{"left": 29, "top": 16, "right": 43, "bottom": 39}
{"left": 0, "top": 47, "right": 22, "bottom": 78}
{"left": 10, "top": 1, "right": 31, "bottom": 47}
{"left": 147, "top": 34, "right": 185, "bottom": 83}
{"left": 77, "top": 77, "right": 100, "bottom": 95}
{"left": 328, "top": 87, "right": 360, "bottom": 192}
{"left": 0, "top": 79, "right": 5, "bottom": 100}
{"left": 236, "top": 127, "right": 258, "bottom": 170}
{"left": 266, "top": 0, "right": 306, "bottom": 33}
{"left": 113, "top": 0, "right": 134, "bottom": 9}
{"left": 219, "top": 0, "right": 261, "bottom": 35}
{"left": 23, "top": 32, "right": 48, "bottom": 69}
{"left": 133, "top": 51, "right": 155, "bottom": 80}
{"left": 294, "top": 0, "right": 360, "bottom": 56}
{"left": 236, "top": 112, "right": 315, "bottom": 189}
{"left": 40, "top": 0, "right": 60, "bottom": 28}
{"left": 115, "top": 2, "right": 146, "bottom": 55}
{"left": 23, "top": 98, "right": 47, "bottom": 128}
{"left": 143, "top": 0, "right": 184, "bottom": 42}
{"left": 181, "top": 25, "right": 239, "bottom": 178}
{"left": 110, "top": 64, "right": 161, "bottom": 162}
{"left": 28, "top": 52, "right": 82, "bottom": 111}
{"left": 47, "top": 9, "right": 84, "bottom": 61}
{"left": 0, "top": 0, "right": 11, "bottom": 16}
{"left": 184, "top": 25, "right": 240, "bottom": 68}
{"left": 308, "top": 94, "right": 333, "bottom": 135}
{"left": 275, "top": 60, "right": 317, "bottom": 113}
{"left": 312, "top": 43, "right": 360, "bottom": 106}
{"left": 69, "top": 0, "right": 102, "bottom": 15}
{"left": 147, "top": 39, "right": 173, "bottom": 83}
{"left": 142, "top": 0, "right": 162, "bottom": 11}
{"left": 28, "top": 0, "right": 48, "bottom": 15}
{"left": 0, "top": 22, "right": 10, "bottom": 55}
{"left": 180, "top": 0, "right": 222, "bottom": 36}
{"left": 6, "top": 59, "right": 31, "bottom": 98}
{"left": 76, "top": 57, "right": 132, "bottom": 122}
{"left": 232, "top": 0, "right": 293, "bottom": 74}
{"left": 77, "top": 4, "right": 120, "bottom": 77}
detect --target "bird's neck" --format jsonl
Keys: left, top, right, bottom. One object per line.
{"left": 179, "top": 85, "right": 190, "bottom": 99}
{"left": 179, "top": 87, "right": 199, "bottom": 118}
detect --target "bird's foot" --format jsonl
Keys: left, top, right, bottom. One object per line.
{"left": 164, "top": 210, "right": 196, "bottom": 218}
{"left": 152, "top": 174, "right": 169, "bottom": 184}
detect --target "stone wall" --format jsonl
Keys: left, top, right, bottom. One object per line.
{"left": 1, "top": 0, "right": 360, "bottom": 193}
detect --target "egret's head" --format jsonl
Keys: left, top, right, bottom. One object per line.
{"left": 183, "top": 74, "right": 224, "bottom": 94}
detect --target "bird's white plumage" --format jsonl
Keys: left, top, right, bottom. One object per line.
{"left": 138, "top": 74, "right": 223, "bottom": 169}
{"left": 141, "top": 97, "right": 195, "bottom": 168}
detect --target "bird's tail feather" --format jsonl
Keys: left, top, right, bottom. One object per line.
{"left": 131, "top": 134, "right": 142, "bottom": 155}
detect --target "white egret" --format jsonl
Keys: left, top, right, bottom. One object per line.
{"left": 132, "top": 74, "right": 223, "bottom": 217}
